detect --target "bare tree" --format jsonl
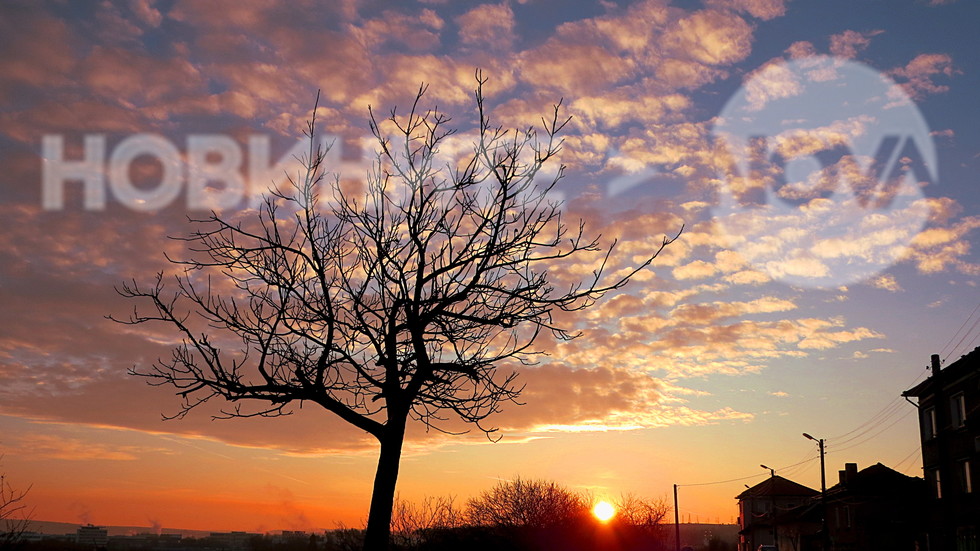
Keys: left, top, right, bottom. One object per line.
{"left": 390, "top": 495, "right": 464, "bottom": 548}
{"left": 466, "top": 477, "right": 588, "bottom": 529}
{"left": 115, "top": 73, "right": 679, "bottom": 551}
{"left": 0, "top": 460, "right": 32, "bottom": 550}
{"left": 614, "top": 493, "right": 671, "bottom": 546}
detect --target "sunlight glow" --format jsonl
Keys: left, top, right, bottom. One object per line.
{"left": 592, "top": 500, "right": 615, "bottom": 522}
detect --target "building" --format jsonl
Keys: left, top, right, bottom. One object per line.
{"left": 76, "top": 524, "right": 109, "bottom": 548}
{"left": 209, "top": 530, "right": 259, "bottom": 550}
{"left": 819, "top": 462, "right": 925, "bottom": 551}
{"left": 903, "top": 349, "right": 980, "bottom": 551}
{"left": 109, "top": 532, "right": 183, "bottom": 550}
{"left": 736, "top": 475, "right": 819, "bottom": 551}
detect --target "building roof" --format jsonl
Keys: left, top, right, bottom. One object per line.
{"left": 736, "top": 475, "right": 819, "bottom": 500}
{"left": 904, "top": 346, "right": 980, "bottom": 397}
{"left": 825, "top": 462, "right": 924, "bottom": 497}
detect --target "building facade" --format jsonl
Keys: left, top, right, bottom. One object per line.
{"left": 76, "top": 524, "right": 109, "bottom": 548}
{"left": 903, "top": 349, "right": 980, "bottom": 551}
{"left": 820, "top": 462, "right": 925, "bottom": 551}
{"left": 736, "top": 475, "right": 818, "bottom": 551}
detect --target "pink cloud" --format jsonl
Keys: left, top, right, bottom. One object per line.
{"left": 890, "top": 53, "right": 958, "bottom": 99}
{"left": 0, "top": 7, "right": 78, "bottom": 97}
{"left": 354, "top": 9, "right": 445, "bottom": 53}
{"left": 706, "top": 0, "right": 787, "bottom": 20}
{"left": 81, "top": 46, "right": 208, "bottom": 106}
{"left": 130, "top": 0, "right": 163, "bottom": 27}
{"left": 662, "top": 9, "right": 753, "bottom": 66}
{"left": 829, "top": 29, "right": 882, "bottom": 59}
{"left": 456, "top": 3, "right": 515, "bottom": 51}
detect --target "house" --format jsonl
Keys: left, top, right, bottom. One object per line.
{"left": 819, "top": 462, "right": 925, "bottom": 551}
{"left": 736, "top": 475, "right": 818, "bottom": 551}
{"left": 903, "top": 349, "right": 980, "bottom": 551}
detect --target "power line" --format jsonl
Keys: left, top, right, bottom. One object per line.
{"left": 941, "top": 300, "right": 980, "bottom": 362}
{"left": 826, "top": 399, "right": 906, "bottom": 444}
{"left": 823, "top": 366, "right": 927, "bottom": 453}
{"left": 963, "top": 329, "right": 980, "bottom": 359}
{"left": 678, "top": 472, "right": 769, "bottom": 488}
{"left": 776, "top": 448, "right": 820, "bottom": 479}
{"left": 678, "top": 451, "right": 820, "bottom": 487}
{"left": 829, "top": 408, "right": 916, "bottom": 455}
{"left": 892, "top": 444, "right": 922, "bottom": 474}
{"left": 677, "top": 362, "right": 929, "bottom": 489}
{"left": 947, "top": 315, "right": 980, "bottom": 362}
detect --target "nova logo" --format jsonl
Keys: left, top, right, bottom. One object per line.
{"left": 712, "top": 56, "right": 936, "bottom": 288}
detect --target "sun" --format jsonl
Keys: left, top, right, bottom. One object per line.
{"left": 592, "top": 500, "right": 616, "bottom": 522}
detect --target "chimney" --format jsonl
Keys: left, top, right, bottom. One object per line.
{"left": 931, "top": 354, "right": 941, "bottom": 378}
{"left": 845, "top": 462, "right": 857, "bottom": 483}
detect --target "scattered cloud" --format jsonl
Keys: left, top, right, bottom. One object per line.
{"left": 9, "top": 432, "right": 164, "bottom": 461}
{"left": 868, "top": 274, "right": 902, "bottom": 292}
{"left": 456, "top": 3, "right": 515, "bottom": 51}
{"left": 890, "top": 53, "right": 958, "bottom": 99}
{"left": 0, "top": 0, "right": 975, "bottom": 478}
{"left": 828, "top": 29, "right": 882, "bottom": 59}
{"left": 706, "top": 0, "right": 787, "bottom": 20}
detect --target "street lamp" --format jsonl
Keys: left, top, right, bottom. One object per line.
{"left": 803, "top": 433, "right": 828, "bottom": 551}
{"left": 802, "top": 434, "right": 826, "bottom": 494}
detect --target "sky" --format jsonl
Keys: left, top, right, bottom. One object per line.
{"left": 1, "top": 0, "right": 980, "bottom": 534}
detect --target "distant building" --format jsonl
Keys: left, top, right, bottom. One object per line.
{"left": 109, "top": 532, "right": 182, "bottom": 550}
{"left": 209, "top": 530, "right": 259, "bottom": 550}
{"left": 76, "top": 524, "right": 108, "bottom": 548}
{"left": 736, "top": 475, "right": 818, "bottom": 551}
{"left": 903, "top": 349, "right": 980, "bottom": 551}
{"left": 272, "top": 530, "right": 310, "bottom": 545}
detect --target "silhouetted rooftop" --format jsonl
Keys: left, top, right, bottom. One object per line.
{"left": 736, "top": 475, "right": 819, "bottom": 500}
{"left": 904, "top": 346, "right": 980, "bottom": 397}
{"left": 826, "top": 462, "right": 924, "bottom": 497}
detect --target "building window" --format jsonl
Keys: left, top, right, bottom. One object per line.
{"left": 932, "top": 469, "right": 943, "bottom": 499}
{"left": 964, "top": 461, "right": 973, "bottom": 494}
{"left": 952, "top": 393, "right": 967, "bottom": 428}
{"left": 835, "top": 506, "right": 852, "bottom": 529}
{"left": 924, "top": 407, "right": 938, "bottom": 439}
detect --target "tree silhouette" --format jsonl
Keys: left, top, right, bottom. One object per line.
{"left": 390, "top": 494, "right": 464, "bottom": 548}
{"left": 465, "top": 480, "right": 671, "bottom": 551}
{"left": 0, "top": 458, "right": 32, "bottom": 550}
{"left": 467, "top": 477, "right": 588, "bottom": 529}
{"left": 115, "top": 73, "right": 679, "bottom": 551}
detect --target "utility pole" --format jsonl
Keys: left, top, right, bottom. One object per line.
{"left": 761, "top": 465, "right": 778, "bottom": 551}
{"left": 804, "top": 433, "right": 828, "bottom": 551}
{"left": 674, "top": 484, "right": 681, "bottom": 551}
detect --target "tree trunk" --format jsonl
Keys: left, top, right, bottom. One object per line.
{"left": 362, "top": 415, "right": 407, "bottom": 551}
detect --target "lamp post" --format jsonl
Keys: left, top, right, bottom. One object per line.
{"left": 803, "top": 433, "right": 828, "bottom": 551}
{"left": 761, "top": 464, "right": 777, "bottom": 550}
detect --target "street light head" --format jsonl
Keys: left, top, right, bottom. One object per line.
{"left": 803, "top": 432, "right": 815, "bottom": 441}
{"left": 760, "top": 464, "right": 770, "bottom": 470}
